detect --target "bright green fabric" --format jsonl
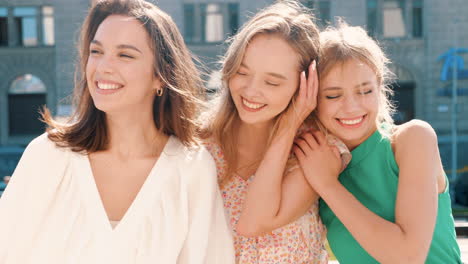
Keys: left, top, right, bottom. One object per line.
{"left": 319, "top": 129, "right": 461, "bottom": 263}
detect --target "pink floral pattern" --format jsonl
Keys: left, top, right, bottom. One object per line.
{"left": 204, "top": 139, "right": 329, "bottom": 264}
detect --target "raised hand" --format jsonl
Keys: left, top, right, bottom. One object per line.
{"left": 293, "top": 129, "right": 342, "bottom": 191}
{"left": 278, "top": 60, "right": 318, "bottom": 132}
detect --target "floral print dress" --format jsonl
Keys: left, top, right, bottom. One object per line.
{"left": 204, "top": 137, "right": 344, "bottom": 264}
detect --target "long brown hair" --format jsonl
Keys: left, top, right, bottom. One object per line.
{"left": 202, "top": 0, "right": 320, "bottom": 185}
{"left": 43, "top": 0, "right": 204, "bottom": 152}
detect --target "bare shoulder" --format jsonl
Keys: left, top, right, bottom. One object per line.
{"left": 392, "top": 119, "right": 437, "bottom": 149}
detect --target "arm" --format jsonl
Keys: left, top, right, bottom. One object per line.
{"left": 0, "top": 134, "right": 64, "bottom": 259}
{"left": 295, "top": 121, "right": 441, "bottom": 264}
{"left": 236, "top": 61, "right": 319, "bottom": 237}
{"left": 178, "top": 148, "right": 235, "bottom": 264}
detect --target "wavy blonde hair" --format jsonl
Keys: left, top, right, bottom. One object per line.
{"left": 201, "top": 0, "right": 320, "bottom": 185}
{"left": 318, "top": 20, "right": 396, "bottom": 137}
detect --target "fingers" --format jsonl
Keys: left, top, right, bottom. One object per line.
{"left": 293, "top": 145, "right": 306, "bottom": 162}
{"left": 311, "top": 129, "right": 326, "bottom": 146}
{"left": 299, "top": 71, "right": 307, "bottom": 100}
{"left": 294, "top": 137, "right": 311, "bottom": 156}
{"left": 302, "top": 133, "right": 319, "bottom": 149}
{"left": 294, "top": 132, "right": 319, "bottom": 155}
{"left": 307, "top": 60, "right": 318, "bottom": 109}
{"left": 331, "top": 146, "right": 341, "bottom": 160}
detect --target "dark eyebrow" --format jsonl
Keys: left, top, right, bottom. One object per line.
{"left": 240, "top": 63, "right": 288, "bottom": 80}
{"left": 90, "top": 40, "right": 142, "bottom": 54}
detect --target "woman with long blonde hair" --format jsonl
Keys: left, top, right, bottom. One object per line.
{"left": 295, "top": 22, "right": 461, "bottom": 263}
{"left": 202, "top": 1, "right": 349, "bottom": 263}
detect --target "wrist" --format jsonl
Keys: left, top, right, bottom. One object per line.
{"left": 275, "top": 125, "right": 298, "bottom": 141}
{"left": 315, "top": 178, "right": 341, "bottom": 198}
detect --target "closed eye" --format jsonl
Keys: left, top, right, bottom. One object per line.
{"left": 325, "top": 95, "right": 340, "bottom": 99}
{"left": 119, "top": 53, "right": 134, "bottom": 59}
{"left": 265, "top": 81, "right": 279, "bottom": 86}
{"left": 359, "top": 89, "right": 373, "bottom": 95}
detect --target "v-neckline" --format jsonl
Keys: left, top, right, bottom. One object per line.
{"left": 76, "top": 136, "right": 174, "bottom": 233}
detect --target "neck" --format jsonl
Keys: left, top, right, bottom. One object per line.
{"left": 344, "top": 128, "right": 378, "bottom": 151}
{"left": 237, "top": 120, "right": 274, "bottom": 156}
{"left": 104, "top": 110, "right": 167, "bottom": 158}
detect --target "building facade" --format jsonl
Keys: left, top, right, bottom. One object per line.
{"left": 0, "top": 0, "right": 467, "bottom": 196}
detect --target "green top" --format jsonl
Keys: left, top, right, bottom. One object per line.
{"left": 319, "top": 129, "right": 461, "bottom": 264}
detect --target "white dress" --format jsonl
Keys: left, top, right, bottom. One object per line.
{"left": 0, "top": 133, "right": 235, "bottom": 264}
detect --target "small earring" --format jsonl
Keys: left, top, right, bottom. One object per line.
{"left": 157, "top": 88, "right": 163, "bottom": 96}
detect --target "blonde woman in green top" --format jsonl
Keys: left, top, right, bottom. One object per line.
{"left": 293, "top": 22, "right": 461, "bottom": 263}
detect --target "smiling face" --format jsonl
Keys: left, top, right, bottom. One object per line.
{"left": 317, "top": 59, "right": 380, "bottom": 150}
{"left": 86, "top": 15, "right": 160, "bottom": 114}
{"left": 228, "top": 34, "right": 301, "bottom": 127}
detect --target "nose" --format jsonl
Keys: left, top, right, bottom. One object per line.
{"left": 95, "top": 54, "right": 115, "bottom": 74}
{"left": 243, "top": 76, "right": 262, "bottom": 97}
{"left": 341, "top": 94, "right": 361, "bottom": 114}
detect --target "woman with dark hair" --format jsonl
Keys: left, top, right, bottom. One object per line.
{"left": 0, "top": 0, "right": 234, "bottom": 263}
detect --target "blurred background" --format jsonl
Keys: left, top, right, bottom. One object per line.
{"left": 0, "top": 0, "right": 467, "bottom": 210}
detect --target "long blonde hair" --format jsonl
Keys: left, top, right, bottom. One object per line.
{"left": 202, "top": 0, "right": 320, "bottom": 185}
{"left": 318, "top": 20, "right": 395, "bottom": 136}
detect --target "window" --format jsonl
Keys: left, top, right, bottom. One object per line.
{"left": 382, "top": 0, "right": 405, "bottom": 38}
{"left": 13, "top": 7, "right": 38, "bottom": 46}
{"left": 412, "top": 0, "right": 423, "bottom": 38}
{"left": 316, "top": 0, "right": 331, "bottom": 26}
{"left": 204, "top": 4, "right": 223, "bottom": 42}
{"left": 8, "top": 74, "right": 46, "bottom": 136}
{"left": 302, "top": 0, "right": 331, "bottom": 26}
{"left": 228, "top": 3, "right": 239, "bottom": 36}
{"left": 42, "top": 6, "right": 54, "bottom": 45}
{"left": 366, "top": 0, "right": 378, "bottom": 37}
{"left": 183, "top": 3, "right": 239, "bottom": 44}
{"left": 367, "top": 0, "right": 423, "bottom": 39}
{"left": 184, "top": 4, "right": 195, "bottom": 42}
{"left": 0, "top": 6, "right": 55, "bottom": 47}
{"left": 0, "top": 7, "right": 7, "bottom": 46}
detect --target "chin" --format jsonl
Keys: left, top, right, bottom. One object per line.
{"left": 238, "top": 115, "right": 269, "bottom": 126}
{"left": 92, "top": 101, "right": 118, "bottom": 113}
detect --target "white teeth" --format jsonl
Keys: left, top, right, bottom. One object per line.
{"left": 339, "top": 117, "right": 363, "bottom": 125}
{"left": 242, "top": 98, "right": 265, "bottom": 109}
{"left": 97, "top": 82, "right": 122, "bottom": 90}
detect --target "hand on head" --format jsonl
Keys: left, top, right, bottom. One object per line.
{"left": 278, "top": 60, "right": 318, "bottom": 131}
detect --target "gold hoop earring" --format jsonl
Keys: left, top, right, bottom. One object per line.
{"left": 157, "top": 88, "right": 163, "bottom": 97}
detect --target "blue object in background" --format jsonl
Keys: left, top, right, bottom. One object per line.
{"left": 438, "top": 48, "right": 468, "bottom": 81}
{"left": 0, "top": 181, "right": 6, "bottom": 196}
{"left": 437, "top": 86, "right": 468, "bottom": 96}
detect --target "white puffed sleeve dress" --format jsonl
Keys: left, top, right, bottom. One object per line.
{"left": 0, "top": 133, "right": 235, "bottom": 264}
